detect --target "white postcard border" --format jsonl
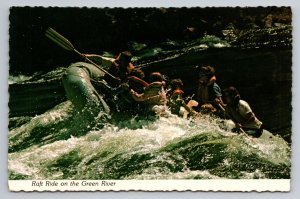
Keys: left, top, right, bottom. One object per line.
{"left": 9, "top": 179, "right": 290, "bottom": 192}
{"left": 2, "top": 0, "right": 300, "bottom": 198}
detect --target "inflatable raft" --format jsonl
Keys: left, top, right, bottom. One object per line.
{"left": 62, "top": 62, "right": 112, "bottom": 118}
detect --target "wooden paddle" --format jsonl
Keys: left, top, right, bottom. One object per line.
{"left": 45, "top": 27, "right": 120, "bottom": 82}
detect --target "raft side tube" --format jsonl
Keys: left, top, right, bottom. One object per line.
{"left": 62, "top": 62, "right": 111, "bottom": 116}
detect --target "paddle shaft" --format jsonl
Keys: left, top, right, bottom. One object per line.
{"left": 46, "top": 28, "right": 119, "bottom": 82}
{"left": 72, "top": 49, "right": 120, "bottom": 81}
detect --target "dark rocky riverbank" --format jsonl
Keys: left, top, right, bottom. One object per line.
{"left": 9, "top": 6, "right": 291, "bottom": 74}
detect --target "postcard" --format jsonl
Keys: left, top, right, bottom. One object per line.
{"left": 8, "top": 6, "right": 292, "bottom": 192}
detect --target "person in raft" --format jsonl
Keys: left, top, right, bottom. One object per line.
{"left": 83, "top": 51, "right": 135, "bottom": 87}
{"left": 127, "top": 68, "right": 149, "bottom": 94}
{"left": 223, "top": 86, "right": 263, "bottom": 137}
{"left": 113, "top": 68, "right": 149, "bottom": 112}
{"left": 129, "top": 72, "right": 167, "bottom": 110}
{"left": 196, "top": 65, "right": 225, "bottom": 115}
{"left": 167, "top": 78, "right": 198, "bottom": 118}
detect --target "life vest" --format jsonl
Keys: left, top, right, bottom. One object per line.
{"left": 172, "top": 89, "right": 184, "bottom": 97}
{"left": 197, "top": 75, "right": 217, "bottom": 104}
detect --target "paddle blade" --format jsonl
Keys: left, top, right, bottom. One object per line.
{"left": 45, "top": 27, "right": 75, "bottom": 51}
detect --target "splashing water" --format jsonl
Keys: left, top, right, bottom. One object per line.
{"left": 8, "top": 101, "right": 290, "bottom": 180}
{"left": 9, "top": 74, "right": 33, "bottom": 84}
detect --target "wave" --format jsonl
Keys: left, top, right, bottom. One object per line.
{"left": 8, "top": 101, "right": 290, "bottom": 180}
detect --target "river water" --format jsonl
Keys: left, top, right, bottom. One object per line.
{"left": 8, "top": 25, "right": 291, "bottom": 180}
{"left": 8, "top": 91, "right": 290, "bottom": 180}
